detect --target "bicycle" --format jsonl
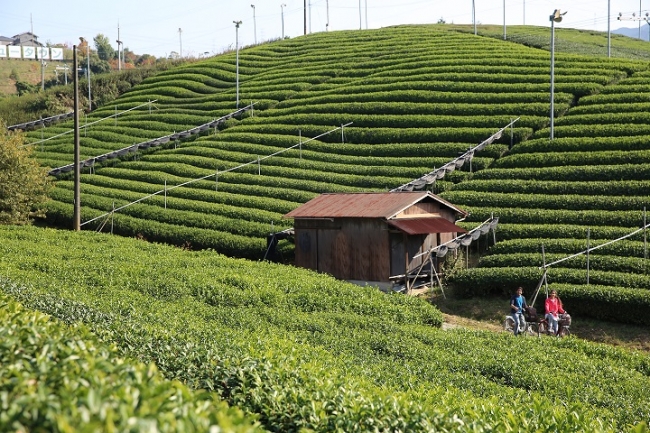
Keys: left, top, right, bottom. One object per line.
{"left": 538, "top": 313, "right": 571, "bottom": 337}
{"left": 504, "top": 312, "right": 538, "bottom": 336}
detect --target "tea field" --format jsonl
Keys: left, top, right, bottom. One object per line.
{"left": 0, "top": 225, "right": 649, "bottom": 431}
{"left": 6, "top": 24, "right": 650, "bottom": 429}
{"left": 18, "top": 24, "right": 650, "bottom": 328}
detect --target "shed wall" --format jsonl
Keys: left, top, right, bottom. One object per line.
{"left": 294, "top": 218, "right": 390, "bottom": 281}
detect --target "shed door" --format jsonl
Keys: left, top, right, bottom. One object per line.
{"left": 390, "top": 232, "right": 405, "bottom": 277}
{"left": 407, "top": 235, "right": 426, "bottom": 270}
{"left": 295, "top": 229, "right": 318, "bottom": 271}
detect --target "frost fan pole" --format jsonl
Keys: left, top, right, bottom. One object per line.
{"left": 73, "top": 45, "right": 81, "bottom": 231}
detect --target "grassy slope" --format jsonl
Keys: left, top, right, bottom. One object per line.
{"left": 17, "top": 24, "right": 650, "bottom": 324}
{"left": 0, "top": 58, "right": 67, "bottom": 95}
{"left": 1, "top": 225, "right": 649, "bottom": 431}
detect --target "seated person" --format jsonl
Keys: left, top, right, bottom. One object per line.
{"left": 510, "top": 286, "right": 528, "bottom": 335}
{"left": 544, "top": 290, "right": 566, "bottom": 335}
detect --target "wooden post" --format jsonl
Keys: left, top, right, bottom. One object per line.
{"left": 404, "top": 233, "right": 409, "bottom": 292}
{"left": 164, "top": 180, "right": 167, "bottom": 209}
{"left": 541, "top": 244, "right": 549, "bottom": 296}
{"left": 643, "top": 206, "right": 648, "bottom": 274}
{"left": 586, "top": 228, "right": 590, "bottom": 285}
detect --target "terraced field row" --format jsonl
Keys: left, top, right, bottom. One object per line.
{"left": 0, "top": 289, "right": 258, "bottom": 431}
{"left": 17, "top": 26, "right": 650, "bottom": 324}
{"left": 446, "top": 56, "right": 650, "bottom": 324}
{"left": 1, "top": 225, "right": 648, "bottom": 432}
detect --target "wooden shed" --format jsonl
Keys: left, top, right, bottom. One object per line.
{"left": 283, "top": 191, "right": 468, "bottom": 285}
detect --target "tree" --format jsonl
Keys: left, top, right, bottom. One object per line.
{"left": 94, "top": 34, "right": 116, "bottom": 61}
{"left": 0, "top": 126, "right": 53, "bottom": 224}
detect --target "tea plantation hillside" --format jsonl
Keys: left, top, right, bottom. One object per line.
{"left": 0, "top": 290, "right": 261, "bottom": 431}
{"left": 21, "top": 25, "right": 650, "bottom": 326}
{"left": 1, "top": 225, "right": 649, "bottom": 431}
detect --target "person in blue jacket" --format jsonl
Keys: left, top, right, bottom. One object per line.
{"left": 510, "top": 286, "right": 528, "bottom": 335}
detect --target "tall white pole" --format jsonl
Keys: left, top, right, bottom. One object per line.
{"left": 281, "top": 4, "right": 286, "bottom": 38}
{"left": 524, "top": 0, "right": 526, "bottom": 24}
{"left": 309, "top": 0, "right": 312, "bottom": 33}
{"left": 87, "top": 45, "right": 91, "bottom": 111}
{"left": 234, "top": 21, "right": 242, "bottom": 108}
{"left": 326, "top": 0, "right": 330, "bottom": 30}
{"left": 178, "top": 28, "right": 182, "bottom": 57}
{"left": 251, "top": 5, "right": 257, "bottom": 44}
{"left": 550, "top": 16, "right": 555, "bottom": 140}
{"left": 473, "top": 0, "right": 477, "bottom": 35}
{"left": 608, "top": 0, "right": 611, "bottom": 57}
{"left": 640, "top": 0, "right": 643, "bottom": 39}
{"left": 41, "top": 59, "right": 46, "bottom": 91}
{"left": 117, "top": 23, "right": 122, "bottom": 71}
{"left": 359, "top": 0, "right": 362, "bottom": 29}
{"left": 73, "top": 45, "right": 80, "bottom": 231}
{"left": 503, "top": 0, "right": 506, "bottom": 40}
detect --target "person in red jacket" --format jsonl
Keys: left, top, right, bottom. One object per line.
{"left": 544, "top": 290, "right": 565, "bottom": 335}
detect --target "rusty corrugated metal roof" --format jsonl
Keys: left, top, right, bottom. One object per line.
{"left": 387, "top": 217, "right": 467, "bottom": 235}
{"left": 284, "top": 191, "right": 467, "bottom": 219}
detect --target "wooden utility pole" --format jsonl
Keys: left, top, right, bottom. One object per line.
{"left": 73, "top": 45, "right": 80, "bottom": 231}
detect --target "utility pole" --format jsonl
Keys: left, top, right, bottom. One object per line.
{"left": 326, "top": 0, "right": 330, "bottom": 30}
{"left": 607, "top": 0, "right": 611, "bottom": 57}
{"left": 550, "top": 9, "right": 567, "bottom": 141}
{"left": 73, "top": 45, "right": 80, "bottom": 231}
{"left": 304, "top": 0, "right": 307, "bottom": 35}
{"left": 473, "top": 0, "right": 477, "bottom": 35}
{"left": 281, "top": 4, "right": 286, "bottom": 38}
{"left": 503, "top": 0, "right": 507, "bottom": 40}
{"left": 40, "top": 59, "right": 47, "bottom": 91}
{"left": 359, "top": 0, "right": 362, "bottom": 29}
{"left": 116, "top": 23, "right": 122, "bottom": 71}
{"left": 178, "top": 28, "right": 183, "bottom": 57}
{"left": 234, "top": 20, "right": 242, "bottom": 108}
{"left": 309, "top": 0, "right": 312, "bottom": 33}
{"left": 87, "top": 44, "right": 91, "bottom": 111}
{"left": 251, "top": 4, "right": 257, "bottom": 44}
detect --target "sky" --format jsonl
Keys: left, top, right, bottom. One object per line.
{"left": 3, "top": 1, "right": 650, "bottom": 58}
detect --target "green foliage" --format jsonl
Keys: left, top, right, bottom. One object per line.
{"left": 93, "top": 33, "right": 116, "bottom": 61}
{"left": 6, "top": 24, "right": 650, "bottom": 323}
{"left": 0, "top": 128, "right": 52, "bottom": 224}
{"left": 0, "top": 291, "right": 261, "bottom": 432}
{"left": 15, "top": 80, "right": 39, "bottom": 96}
{"left": 443, "top": 189, "right": 649, "bottom": 212}
{"left": 1, "top": 226, "right": 649, "bottom": 431}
